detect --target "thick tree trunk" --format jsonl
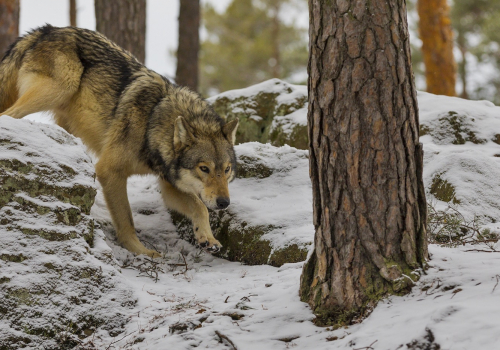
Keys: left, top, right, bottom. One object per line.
{"left": 300, "top": 0, "right": 428, "bottom": 327}
{"left": 95, "top": 0, "right": 146, "bottom": 63}
{"left": 0, "top": 0, "right": 19, "bottom": 58}
{"left": 70, "top": 0, "right": 77, "bottom": 27}
{"left": 176, "top": 0, "right": 200, "bottom": 91}
{"left": 418, "top": 0, "right": 456, "bottom": 96}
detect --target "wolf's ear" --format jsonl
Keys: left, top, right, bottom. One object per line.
{"left": 222, "top": 119, "right": 239, "bottom": 145}
{"left": 174, "top": 116, "right": 193, "bottom": 150}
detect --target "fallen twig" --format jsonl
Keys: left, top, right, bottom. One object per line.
{"left": 464, "top": 249, "right": 500, "bottom": 253}
{"left": 353, "top": 340, "right": 378, "bottom": 350}
{"left": 215, "top": 330, "right": 238, "bottom": 350}
{"left": 492, "top": 275, "right": 500, "bottom": 294}
{"left": 105, "top": 330, "right": 135, "bottom": 350}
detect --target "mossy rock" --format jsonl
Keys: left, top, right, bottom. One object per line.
{"left": 269, "top": 119, "right": 308, "bottom": 150}
{"left": 430, "top": 174, "right": 460, "bottom": 204}
{"left": 237, "top": 155, "right": 274, "bottom": 179}
{"left": 170, "top": 210, "right": 307, "bottom": 267}
{"left": 209, "top": 79, "right": 308, "bottom": 149}
{"left": 420, "top": 111, "right": 487, "bottom": 145}
{"left": 0, "top": 117, "right": 135, "bottom": 349}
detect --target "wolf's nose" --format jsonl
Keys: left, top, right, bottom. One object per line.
{"left": 216, "top": 197, "right": 230, "bottom": 209}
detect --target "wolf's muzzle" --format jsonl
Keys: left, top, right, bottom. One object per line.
{"left": 216, "top": 197, "right": 230, "bottom": 209}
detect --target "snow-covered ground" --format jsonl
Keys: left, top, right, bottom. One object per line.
{"left": 4, "top": 86, "right": 500, "bottom": 349}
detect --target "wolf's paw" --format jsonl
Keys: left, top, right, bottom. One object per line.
{"left": 198, "top": 239, "right": 222, "bottom": 253}
{"left": 120, "top": 237, "right": 161, "bottom": 258}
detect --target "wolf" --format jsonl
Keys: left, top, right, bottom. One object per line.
{"left": 0, "top": 25, "right": 239, "bottom": 257}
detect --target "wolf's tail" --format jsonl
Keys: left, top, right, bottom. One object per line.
{"left": 0, "top": 29, "right": 44, "bottom": 113}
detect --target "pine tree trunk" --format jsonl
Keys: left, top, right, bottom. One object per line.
{"left": 176, "top": 0, "right": 200, "bottom": 91}
{"left": 0, "top": 0, "right": 19, "bottom": 58}
{"left": 70, "top": 0, "right": 77, "bottom": 27}
{"left": 300, "top": 0, "right": 428, "bottom": 327}
{"left": 417, "top": 0, "right": 456, "bottom": 96}
{"left": 95, "top": 0, "right": 146, "bottom": 63}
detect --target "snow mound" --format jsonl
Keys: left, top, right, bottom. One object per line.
{"left": 418, "top": 92, "right": 500, "bottom": 222}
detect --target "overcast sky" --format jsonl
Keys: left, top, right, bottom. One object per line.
{"left": 20, "top": 0, "right": 232, "bottom": 78}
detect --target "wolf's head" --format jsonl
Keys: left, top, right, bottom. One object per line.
{"left": 169, "top": 116, "right": 239, "bottom": 210}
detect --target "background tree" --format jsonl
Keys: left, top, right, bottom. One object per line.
{"left": 300, "top": 0, "right": 428, "bottom": 326}
{"left": 417, "top": 0, "right": 456, "bottom": 96}
{"left": 176, "top": 0, "right": 200, "bottom": 91}
{"left": 95, "top": 0, "right": 146, "bottom": 63}
{"left": 0, "top": 0, "right": 19, "bottom": 58}
{"left": 200, "top": 0, "right": 308, "bottom": 95}
{"left": 451, "top": 0, "right": 500, "bottom": 102}
{"left": 70, "top": 0, "right": 77, "bottom": 27}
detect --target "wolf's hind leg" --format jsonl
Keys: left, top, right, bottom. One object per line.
{"left": 0, "top": 74, "right": 74, "bottom": 119}
{"left": 95, "top": 151, "right": 160, "bottom": 258}
{"left": 159, "top": 180, "right": 221, "bottom": 253}
{"left": 1, "top": 51, "right": 83, "bottom": 119}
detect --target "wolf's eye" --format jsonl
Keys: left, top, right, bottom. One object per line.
{"left": 200, "top": 166, "right": 210, "bottom": 173}
{"left": 225, "top": 166, "right": 231, "bottom": 173}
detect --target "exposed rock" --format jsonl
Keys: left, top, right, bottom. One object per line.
{"left": 209, "top": 79, "right": 308, "bottom": 149}
{"left": 0, "top": 117, "right": 135, "bottom": 349}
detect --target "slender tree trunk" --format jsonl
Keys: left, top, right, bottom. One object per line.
{"left": 457, "top": 30, "right": 468, "bottom": 99}
{"left": 176, "top": 0, "right": 200, "bottom": 91}
{"left": 417, "top": 0, "right": 456, "bottom": 96}
{"left": 70, "top": 0, "right": 77, "bottom": 27}
{"left": 270, "top": 1, "right": 281, "bottom": 79}
{"left": 95, "top": 0, "right": 146, "bottom": 63}
{"left": 0, "top": 0, "right": 19, "bottom": 58}
{"left": 300, "top": 0, "right": 428, "bottom": 327}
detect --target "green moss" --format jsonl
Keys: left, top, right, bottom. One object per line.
{"left": 430, "top": 175, "right": 460, "bottom": 204}
{"left": 439, "top": 112, "right": 486, "bottom": 145}
{"left": 269, "top": 123, "right": 308, "bottom": 149}
{"left": 0, "top": 253, "right": 27, "bottom": 263}
{"left": 0, "top": 175, "right": 95, "bottom": 215}
{"left": 236, "top": 156, "right": 273, "bottom": 179}
{"left": 170, "top": 210, "right": 308, "bottom": 267}
{"left": 492, "top": 134, "right": 500, "bottom": 145}
{"left": 21, "top": 227, "right": 79, "bottom": 241}
{"left": 269, "top": 244, "right": 308, "bottom": 267}
{"left": 419, "top": 124, "right": 430, "bottom": 136}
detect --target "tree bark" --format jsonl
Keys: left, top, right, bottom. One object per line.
{"left": 95, "top": 0, "right": 146, "bottom": 63}
{"left": 70, "top": 0, "right": 77, "bottom": 27}
{"left": 417, "top": 0, "right": 456, "bottom": 96}
{"left": 0, "top": 0, "right": 19, "bottom": 58}
{"left": 175, "top": 0, "right": 200, "bottom": 91}
{"left": 300, "top": 0, "right": 428, "bottom": 327}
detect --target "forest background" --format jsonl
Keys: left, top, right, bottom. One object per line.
{"left": 6, "top": 0, "right": 500, "bottom": 104}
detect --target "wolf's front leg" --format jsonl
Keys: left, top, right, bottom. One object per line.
{"left": 159, "top": 180, "right": 221, "bottom": 252}
{"left": 95, "top": 157, "right": 160, "bottom": 258}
